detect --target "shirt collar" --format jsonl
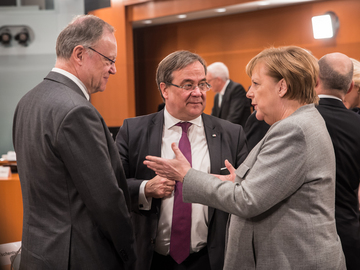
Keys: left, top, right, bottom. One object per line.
{"left": 164, "top": 106, "right": 203, "bottom": 130}
{"left": 219, "top": 79, "right": 230, "bottom": 96}
{"left": 52, "top": 67, "right": 90, "bottom": 101}
{"left": 318, "top": 94, "right": 342, "bottom": 102}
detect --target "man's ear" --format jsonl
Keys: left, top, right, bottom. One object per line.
{"left": 346, "top": 81, "right": 354, "bottom": 94}
{"left": 278, "top": 78, "right": 288, "bottom": 98}
{"left": 160, "top": 82, "right": 168, "bottom": 99}
{"left": 72, "top": 45, "right": 86, "bottom": 66}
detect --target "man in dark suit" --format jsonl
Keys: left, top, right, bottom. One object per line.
{"left": 315, "top": 52, "right": 360, "bottom": 270}
{"left": 207, "top": 62, "right": 251, "bottom": 127}
{"left": 12, "top": 15, "right": 136, "bottom": 269}
{"left": 116, "top": 51, "right": 248, "bottom": 270}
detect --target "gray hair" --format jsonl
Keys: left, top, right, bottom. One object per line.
{"left": 207, "top": 62, "right": 229, "bottom": 81}
{"left": 318, "top": 54, "right": 354, "bottom": 94}
{"left": 56, "top": 14, "right": 114, "bottom": 60}
{"left": 156, "top": 50, "right": 207, "bottom": 100}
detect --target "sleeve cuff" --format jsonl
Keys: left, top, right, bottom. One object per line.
{"left": 139, "top": 180, "right": 152, "bottom": 210}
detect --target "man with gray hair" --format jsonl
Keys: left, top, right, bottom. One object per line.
{"left": 116, "top": 50, "right": 248, "bottom": 270}
{"left": 13, "top": 15, "right": 136, "bottom": 269}
{"left": 207, "top": 62, "right": 250, "bottom": 127}
{"left": 315, "top": 52, "right": 360, "bottom": 270}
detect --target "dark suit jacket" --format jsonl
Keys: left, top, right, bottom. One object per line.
{"left": 316, "top": 98, "right": 360, "bottom": 270}
{"left": 244, "top": 111, "right": 270, "bottom": 151}
{"left": 115, "top": 111, "right": 248, "bottom": 270}
{"left": 211, "top": 79, "right": 251, "bottom": 127}
{"left": 13, "top": 72, "right": 136, "bottom": 270}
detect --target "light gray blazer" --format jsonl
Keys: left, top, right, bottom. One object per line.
{"left": 183, "top": 104, "right": 346, "bottom": 269}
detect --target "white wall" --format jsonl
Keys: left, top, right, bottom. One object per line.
{"left": 0, "top": 0, "right": 84, "bottom": 156}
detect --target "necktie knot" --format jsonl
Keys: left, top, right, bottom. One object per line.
{"left": 176, "top": 122, "right": 192, "bottom": 133}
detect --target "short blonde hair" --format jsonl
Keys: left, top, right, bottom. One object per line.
{"left": 246, "top": 46, "right": 319, "bottom": 104}
{"left": 351, "top": 58, "right": 360, "bottom": 90}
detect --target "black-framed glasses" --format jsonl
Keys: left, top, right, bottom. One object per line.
{"left": 87, "top": 47, "right": 116, "bottom": 65}
{"left": 168, "top": 82, "right": 211, "bottom": 92}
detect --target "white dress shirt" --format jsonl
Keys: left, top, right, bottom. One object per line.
{"left": 139, "top": 107, "right": 210, "bottom": 255}
{"left": 52, "top": 68, "right": 90, "bottom": 101}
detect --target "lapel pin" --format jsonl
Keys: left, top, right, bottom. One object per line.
{"left": 212, "top": 134, "right": 216, "bottom": 138}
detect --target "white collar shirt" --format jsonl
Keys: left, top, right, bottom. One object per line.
{"left": 318, "top": 94, "right": 342, "bottom": 102}
{"left": 52, "top": 67, "right": 90, "bottom": 101}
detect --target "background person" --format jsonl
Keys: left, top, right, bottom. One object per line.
{"left": 145, "top": 46, "right": 345, "bottom": 270}
{"left": 12, "top": 15, "right": 136, "bottom": 269}
{"left": 343, "top": 58, "right": 360, "bottom": 114}
{"left": 315, "top": 52, "right": 360, "bottom": 270}
{"left": 243, "top": 110, "right": 270, "bottom": 151}
{"left": 116, "top": 50, "right": 248, "bottom": 270}
{"left": 207, "top": 62, "right": 251, "bottom": 126}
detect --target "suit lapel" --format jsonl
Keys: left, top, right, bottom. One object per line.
{"left": 203, "top": 114, "right": 222, "bottom": 175}
{"left": 202, "top": 114, "right": 222, "bottom": 222}
{"left": 213, "top": 94, "right": 220, "bottom": 117}
{"left": 221, "top": 80, "right": 232, "bottom": 104}
{"left": 218, "top": 80, "right": 232, "bottom": 116}
{"left": 147, "top": 111, "right": 164, "bottom": 159}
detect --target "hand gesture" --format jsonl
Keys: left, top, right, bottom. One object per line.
{"left": 144, "top": 143, "right": 191, "bottom": 182}
{"left": 213, "top": 160, "right": 236, "bottom": 183}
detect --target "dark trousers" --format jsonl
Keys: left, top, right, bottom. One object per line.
{"left": 150, "top": 247, "right": 211, "bottom": 270}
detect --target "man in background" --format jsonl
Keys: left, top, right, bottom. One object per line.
{"left": 244, "top": 110, "right": 270, "bottom": 151}
{"left": 207, "top": 62, "right": 251, "bottom": 127}
{"left": 315, "top": 52, "right": 360, "bottom": 270}
{"left": 343, "top": 58, "right": 360, "bottom": 114}
{"left": 116, "top": 51, "right": 248, "bottom": 270}
{"left": 13, "top": 15, "right": 136, "bottom": 269}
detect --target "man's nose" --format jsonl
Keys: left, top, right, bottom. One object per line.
{"left": 109, "top": 64, "right": 116, "bottom": 74}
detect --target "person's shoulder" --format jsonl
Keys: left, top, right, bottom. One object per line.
{"left": 203, "top": 113, "right": 242, "bottom": 130}
{"left": 228, "top": 79, "right": 245, "bottom": 91}
{"left": 123, "top": 111, "right": 162, "bottom": 125}
{"left": 272, "top": 105, "right": 326, "bottom": 139}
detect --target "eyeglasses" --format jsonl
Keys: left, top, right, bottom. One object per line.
{"left": 87, "top": 47, "right": 116, "bottom": 65}
{"left": 168, "top": 82, "right": 211, "bottom": 92}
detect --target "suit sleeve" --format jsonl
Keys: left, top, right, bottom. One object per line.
{"left": 183, "top": 121, "right": 306, "bottom": 218}
{"left": 56, "top": 105, "right": 136, "bottom": 266}
{"left": 226, "top": 84, "right": 251, "bottom": 126}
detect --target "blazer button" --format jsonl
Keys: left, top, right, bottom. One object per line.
{"left": 120, "top": 249, "right": 129, "bottom": 261}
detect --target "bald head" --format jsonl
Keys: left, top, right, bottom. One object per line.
{"left": 318, "top": 52, "right": 353, "bottom": 95}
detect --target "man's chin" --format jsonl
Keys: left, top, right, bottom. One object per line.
{"left": 187, "top": 107, "right": 204, "bottom": 117}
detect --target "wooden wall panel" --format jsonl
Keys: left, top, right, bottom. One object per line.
{"left": 0, "top": 176, "right": 23, "bottom": 244}
{"left": 130, "top": 0, "right": 254, "bottom": 21}
{"left": 90, "top": 1, "right": 136, "bottom": 127}
{"left": 133, "top": 0, "right": 360, "bottom": 116}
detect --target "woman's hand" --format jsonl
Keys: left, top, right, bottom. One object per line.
{"left": 213, "top": 160, "right": 236, "bottom": 183}
{"left": 144, "top": 143, "right": 191, "bottom": 182}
